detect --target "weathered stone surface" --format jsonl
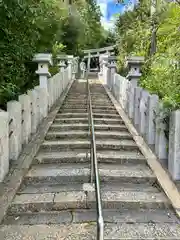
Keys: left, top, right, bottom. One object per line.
{"left": 87, "top": 190, "right": 168, "bottom": 209}
{"left": 53, "top": 191, "right": 87, "bottom": 210}
{"left": 0, "top": 111, "right": 9, "bottom": 182}
{"left": 104, "top": 223, "right": 180, "bottom": 239}
{"left": 95, "top": 139, "right": 138, "bottom": 151}
{"left": 45, "top": 131, "right": 89, "bottom": 140}
{"left": 7, "top": 101, "right": 22, "bottom": 161}
{"left": 35, "top": 150, "right": 89, "bottom": 164}
{"left": 168, "top": 110, "right": 180, "bottom": 180}
{"left": 98, "top": 164, "right": 155, "bottom": 183}
{"left": 19, "top": 183, "right": 84, "bottom": 194}
{"left": 133, "top": 87, "right": 142, "bottom": 129}
{"left": 0, "top": 223, "right": 96, "bottom": 240}
{"left": 139, "top": 90, "right": 149, "bottom": 137}
{"left": 145, "top": 94, "right": 159, "bottom": 149}
{"left": 27, "top": 89, "right": 38, "bottom": 134}
{"left": 9, "top": 193, "right": 54, "bottom": 213}
{"left": 25, "top": 164, "right": 90, "bottom": 184}
{"left": 18, "top": 94, "right": 31, "bottom": 145}
{"left": 155, "top": 103, "right": 168, "bottom": 165}
{"left": 3, "top": 211, "right": 72, "bottom": 225}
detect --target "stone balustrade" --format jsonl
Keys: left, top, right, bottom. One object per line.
{"left": 0, "top": 53, "right": 78, "bottom": 182}
{"left": 102, "top": 55, "right": 180, "bottom": 181}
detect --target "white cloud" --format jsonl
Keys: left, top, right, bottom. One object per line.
{"left": 97, "top": 0, "right": 136, "bottom": 30}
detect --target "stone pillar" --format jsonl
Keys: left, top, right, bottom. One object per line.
{"left": 155, "top": 103, "right": 168, "bottom": 166}
{"left": 33, "top": 53, "right": 52, "bottom": 92}
{"left": 133, "top": 87, "right": 142, "bottom": 129}
{"left": 102, "top": 55, "right": 109, "bottom": 85}
{"left": 108, "top": 61, "right": 116, "bottom": 92}
{"left": 145, "top": 94, "right": 159, "bottom": 150}
{"left": 7, "top": 101, "right": 22, "bottom": 160}
{"left": 168, "top": 110, "right": 180, "bottom": 180}
{"left": 18, "top": 94, "right": 31, "bottom": 145}
{"left": 119, "top": 76, "right": 129, "bottom": 110}
{"left": 139, "top": 90, "right": 150, "bottom": 137}
{"left": 127, "top": 83, "right": 134, "bottom": 119}
{"left": 0, "top": 110, "right": 9, "bottom": 182}
{"left": 35, "top": 86, "right": 48, "bottom": 120}
{"left": 67, "top": 55, "right": 73, "bottom": 82}
{"left": 27, "top": 89, "right": 38, "bottom": 134}
{"left": 58, "top": 60, "right": 66, "bottom": 91}
{"left": 87, "top": 52, "right": 91, "bottom": 73}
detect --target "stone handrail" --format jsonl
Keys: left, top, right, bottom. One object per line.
{"left": 100, "top": 56, "right": 180, "bottom": 181}
{"left": 0, "top": 54, "right": 78, "bottom": 182}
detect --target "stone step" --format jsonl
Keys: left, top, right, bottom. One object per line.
{"left": 61, "top": 105, "right": 114, "bottom": 110}
{"left": 59, "top": 109, "right": 87, "bottom": 113}
{"left": 92, "top": 109, "right": 117, "bottom": 114}
{"left": 49, "top": 123, "right": 127, "bottom": 131}
{"left": 92, "top": 105, "right": 115, "bottom": 110}
{"left": 40, "top": 139, "right": 138, "bottom": 151}
{"left": 7, "top": 189, "right": 169, "bottom": 214}
{"left": 45, "top": 131, "right": 132, "bottom": 140}
{"left": 61, "top": 105, "right": 88, "bottom": 109}
{"left": 56, "top": 112, "right": 120, "bottom": 119}
{"left": 45, "top": 131, "right": 89, "bottom": 140}
{"left": 53, "top": 117, "right": 124, "bottom": 124}
{"left": 59, "top": 109, "right": 117, "bottom": 114}
{"left": 4, "top": 208, "right": 178, "bottom": 226}
{"left": 19, "top": 182, "right": 160, "bottom": 195}
{"left": 40, "top": 140, "right": 90, "bottom": 150}
{"left": 2, "top": 223, "right": 180, "bottom": 239}
{"left": 23, "top": 163, "right": 155, "bottom": 184}
{"left": 93, "top": 113, "right": 120, "bottom": 118}
{"left": 35, "top": 150, "right": 145, "bottom": 164}
{"left": 56, "top": 113, "right": 88, "bottom": 118}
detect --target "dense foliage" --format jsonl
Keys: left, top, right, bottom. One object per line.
{"left": 115, "top": 0, "right": 180, "bottom": 110}
{"left": 0, "top": 0, "right": 107, "bottom": 108}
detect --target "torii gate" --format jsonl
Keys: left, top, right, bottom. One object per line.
{"left": 83, "top": 45, "right": 117, "bottom": 71}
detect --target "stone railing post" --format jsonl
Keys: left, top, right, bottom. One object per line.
{"left": 0, "top": 110, "right": 9, "bottom": 182}
{"left": 126, "top": 56, "right": 144, "bottom": 119}
{"left": 133, "top": 87, "right": 142, "bottom": 129}
{"left": 18, "top": 94, "right": 31, "bottom": 146}
{"left": 72, "top": 57, "right": 78, "bottom": 80}
{"left": 35, "top": 86, "right": 48, "bottom": 121}
{"left": 139, "top": 90, "right": 150, "bottom": 137}
{"left": 7, "top": 101, "right": 22, "bottom": 161}
{"left": 155, "top": 103, "right": 168, "bottom": 166}
{"left": 168, "top": 110, "right": 180, "bottom": 180}
{"left": 145, "top": 94, "right": 159, "bottom": 150}
{"left": 98, "top": 54, "right": 109, "bottom": 85}
{"left": 67, "top": 55, "right": 73, "bottom": 82}
{"left": 107, "top": 56, "right": 117, "bottom": 92}
{"left": 27, "top": 89, "right": 38, "bottom": 134}
{"left": 57, "top": 55, "right": 67, "bottom": 92}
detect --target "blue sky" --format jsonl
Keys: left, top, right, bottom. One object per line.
{"left": 96, "top": 0, "right": 136, "bottom": 30}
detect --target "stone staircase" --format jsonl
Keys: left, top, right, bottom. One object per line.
{"left": 1, "top": 79, "right": 180, "bottom": 239}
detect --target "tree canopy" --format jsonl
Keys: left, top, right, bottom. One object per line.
{"left": 115, "top": 0, "right": 180, "bottom": 110}
{"left": 0, "top": 0, "right": 110, "bottom": 108}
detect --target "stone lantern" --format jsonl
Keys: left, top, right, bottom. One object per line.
{"left": 33, "top": 53, "right": 52, "bottom": 91}
{"left": 126, "top": 56, "right": 144, "bottom": 87}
